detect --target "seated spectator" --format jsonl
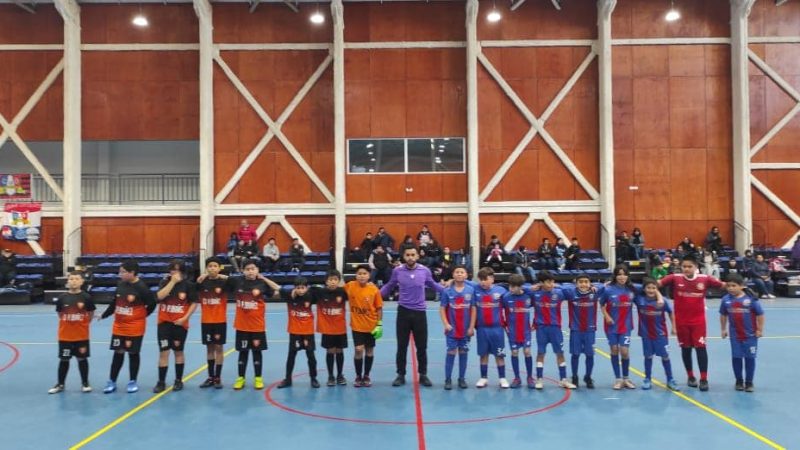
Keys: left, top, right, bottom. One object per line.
{"left": 631, "top": 228, "right": 645, "bottom": 260}
{"left": 288, "top": 238, "right": 305, "bottom": 272}
{"left": 646, "top": 252, "right": 665, "bottom": 279}
{"left": 721, "top": 259, "right": 742, "bottom": 280}
{"left": 372, "top": 227, "right": 395, "bottom": 252}
{"left": 668, "top": 258, "right": 682, "bottom": 275}
{"left": 537, "top": 238, "right": 556, "bottom": 270}
{"left": 0, "top": 248, "right": 16, "bottom": 287}
{"left": 230, "top": 240, "right": 247, "bottom": 272}
{"left": 358, "top": 232, "right": 375, "bottom": 262}
{"left": 675, "top": 237, "right": 697, "bottom": 259}
{"left": 704, "top": 226, "right": 723, "bottom": 254}
{"left": 368, "top": 245, "right": 393, "bottom": 286}
{"left": 700, "top": 249, "right": 720, "bottom": 279}
{"left": 485, "top": 235, "right": 504, "bottom": 254}
{"left": 434, "top": 259, "right": 454, "bottom": 283}
{"left": 565, "top": 237, "right": 581, "bottom": 270}
{"left": 417, "top": 225, "right": 433, "bottom": 246}
{"left": 512, "top": 245, "right": 536, "bottom": 282}
{"left": 440, "top": 246, "right": 454, "bottom": 266}
{"left": 749, "top": 254, "right": 775, "bottom": 299}
{"left": 243, "top": 240, "right": 261, "bottom": 264}
{"left": 792, "top": 236, "right": 800, "bottom": 270}
{"left": 399, "top": 235, "right": 416, "bottom": 253}
{"left": 615, "top": 230, "right": 632, "bottom": 262}
{"left": 454, "top": 248, "right": 472, "bottom": 273}
{"left": 226, "top": 232, "right": 238, "bottom": 257}
{"left": 741, "top": 249, "right": 755, "bottom": 274}
{"left": 262, "top": 237, "right": 280, "bottom": 272}
{"left": 485, "top": 244, "right": 504, "bottom": 272}
{"left": 554, "top": 237, "right": 568, "bottom": 270}
{"left": 237, "top": 219, "right": 257, "bottom": 243}
{"left": 419, "top": 248, "right": 435, "bottom": 268}
{"left": 423, "top": 240, "right": 441, "bottom": 263}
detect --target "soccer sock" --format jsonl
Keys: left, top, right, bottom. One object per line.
{"left": 252, "top": 350, "right": 262, "bottom": 377}
{"left": 480, "top": 363, "right": 488, "bottom": 378}
{"left": 681, "top": 347, "right": 694, "bottom": 377}
{"left": 696, "top": 347, "right": 709, "bottom": 380}
{"left": 570, "top": 354, "right": 580, "bottom": 378}
{"left": 307, "top": 350, "right": 318, "bottom": 379}
{"left": 732, "top": 358, "right": 743, "bottom": 383}
{"left": 238, "top": 351, "right": 249, "bottom": 377}
{"left": 458, "top": 352, "right": 468, "bottom": 379}
{"left": 336, "top": 353, "right": 344, "bottom": 377}
{"left": 78, "top": 359, "right": 89, "bottom": 384}
{"left": 207, "top": 359, "right": 215, "bottom": 377}
{"left": 662, "top": 358, "right": 674, "bottom": 380}
{"left": 536, "top": 362, "right": 544, "bottom": 379}
{"left": 365, "top": 355, "right": 374, "bottom": 377}
{"left": 58, "top": 360, "right": 69, "bottom": 385}
{"left": 214, "top": 364, "right": 223, "bottom": 379}
{"left": 511, "top": 355, "right": 520, "bottom": 378}
{"left": 110, "top": 353, "right": 124, "bottom": 382}
{"left": 498, "top": 364, "right": 506, "bottom": 379}
{"left": 558, "top": 362, "right": 567, "bottom": 380}
{"left": 326, "top": 353, "right": 335, "bottom": 377}
{"left": 128, "top": 354, "right": 140, "bottom": 381}
{"left": 175, "top": 363, "right": 184, "bottom": 381}
{"left": 445, "top": 353, "right": 455, "bottom": 380}
{"left": 585, "top": 354, "right": 594, "bottom": 378}
{"left": 745, "top": 358, "right": 756, "bottom": 384}
{"left": 611, "top": 354, "right": 621, "bottom": 378}
{"left": 158, "top": 366, "right": 168, "bottom": 383}
{"left": 525, "top": 356, "right": 533, "bottom": 378}
{"left": 644, "top": 357, "right": 653, "bottom": 379}
{"left": 622, "top": 358, "right": 630, "bottom": 378}
{"left": 354, "top": 357, "right": 363, "bottom": 378}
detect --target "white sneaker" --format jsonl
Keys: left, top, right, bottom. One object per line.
{"left": 613, "top": 379, "right": 623, "bottom": 390}
{"left": 559, "top": 378, "right": 577, "bottom": 389}
{"left": 81, "top": 383, "right": 92, "bottom": 393}
{"left": 622, "top": 378, "right": 636, "bottom": 389}
{"left": 475, "top": 377, "right": 489, "bottom": 388}
{"left": 48, "top": 384, "right": 64, "bottom": 394}
{"left": 499, "top": 378, "right": 510, "bottom": 389}
{"left": 534, "top": 379, "right": 544, "bottom": 390}
{"left": 768, "top": 294, "right": 776, "bottom": 299}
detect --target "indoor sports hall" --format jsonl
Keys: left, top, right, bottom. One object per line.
{"left": 0, "top": 1, "right": 799, "bottom": 449}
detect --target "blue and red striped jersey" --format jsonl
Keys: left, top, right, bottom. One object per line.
{"left": 531, "top": 288, "right": 566, "bottom": 328}
{"left": 502, "top": 292, "right": 532, "bottom": 343}
{"left": 472, "top": 284, "right": 507, "bottom": 328}
{"left": 634, "top": 294, "right": 672, "bottom": 339}
{"left": 565, "top": 288, "right": 599, "bottom": 332}
{"left": 599, "top": 284, "right": 635, "bottom": 335}
{"left": 719, "top": 293, "right": 764, "bottom": 341}
{"left": 440, "top": 284, "right": 475, "bottom": 339}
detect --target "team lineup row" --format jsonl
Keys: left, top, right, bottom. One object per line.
{"left": 48, "top": 250, "right": 764, "bottom": 396}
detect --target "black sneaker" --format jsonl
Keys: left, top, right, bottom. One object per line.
{"left": 444, "top": 379, "right": 452, "bottom": 390}
{"left": 687, "top": 377, "right": 698, "bottom": 388}
{"left": 418, "top": 375, "right": 433, "bottom": 387}
{"left": 213, "top": 377, "right": 223, "bottom": 389}
{"left": 199, "top": 377, "right": 215, "bottom": 388}
{"left": 457, "top": 378, "right": 468, "bottom": 389}
{"left": 735, "top": 380, "right": 744, "bottom": 391}
{"left": 745, "top": 382, "right": 754, "bottom": 393}
{"left": 354, "top": 376, "right": 363, "bottom": 388}
{"left": 583, "top": 377, "right": 595, "bottom": 389}
{"left": 336, "top": 375, "right": 347, "bottom": 386}
{"left": 152, "top": 381, "right": 166, "bottom": 393}
{"left": 277, "top": 379, "right": 292, "bottom": 389}
{"left": 327, "top": 376, "right": 336, "bottom": 387}
{"left": 310, "top": 378, "right": 321, "bottom": 389}
{"left": 571, "top": 375, "right": 579, "bottom": 388}
{"left": 392, "top": 375, "right": 406, "bottom": 387}
{"left": 173, "top": 380, "right": 184, "bottom": 391}
{"left": 699, "top": 379, "right": 709, "bottom": 392}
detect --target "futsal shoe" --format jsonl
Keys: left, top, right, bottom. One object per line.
{"left": 354, "top": 376, "right": 363, "bottom": 388}
{"left": 583, "top": 376, "right": 595, "bottom": 389}
{"left": 444, "top": 379, "right": 453, "bottom": 390}
{"left": 126, "top": 380, "right": 139, "bottom": 393}
{"left": 310, "top": 378, "right": 321, "bottom": 389}
{"left": 534, "top": 379, "right": 544, "bottom": 390}
{"left": 337, "top": 375, "right": 347, "bottom": 386}
{"left": 735, "top": 381, "right": 745, "bottom": 391}
{"left": 641, "top": 379, "right": 652, "bottom": 390}
{"left": 559, "top": 378, "right": 577, "bottom": 389}
{"left": 458, "top": 378, "right": 468, "bottom": 389}
{"left": 199, "top": 377, "right": 215, "bottom": 388}
{"left": 622, "top": 378, "right": 636, "bottom": 389}
{"left": 213, "top": 378, "right": 223, "bottom": 389}
{"left": 81, "top": 383, "right": 92, "bottom": 393}
{"left": 232, "top": 376, "right": 246, "bottom": 390}
{"left": 499, "top": 378, "right": 510, "bottom": 389}
{"left": 687, "top": 376, "right": 698, "bottom": 388}
{"left": 48, "top": 384, "right": 64, "bottom": 394}
{"left": 475, "top": 377, "right": 489, "bottom": 388}
{"left": 103, "top": 380, "right": 117, "bottom": 394}
{"left": 276, "top": 379, "right": 292, "bottom": 389}
{"left": 613, "top": 379, "right": 623, "bottom": 390}
{"left": 362, "top": 376, "right": 372, "bottom": 387}
{"left": 419, "top": 375, "right": 433, "bottom": 387}
{"left": 152, "top": 381, "right": 166, "bottom": 394}
{"left": 667, "top": 379, "right": 680, "bottom": 391}
{"left": 327, "top": 376, "right": 336, "bottom": 387}
{"left": 392, "top": 375, "right": 406, "bottom": 387}
{"left": 173, "top": 380, "right": 184, "bottom": 391}
{"left": 254, "top": 377, "right": 265, "bottom": 390}
{"left": 571, "top": 375, "right": 579, "bottom": 388}
{"left": 510, "top": 377, "right": 522, "bottom": 389}
{"left": 745, "top": 382, "right": 754, "bottom": 393}
{"left": 698, "top": 379, "right": 709, "bottom": 392}
{"left": 527, "top": 376, "right": 536, "bottom": 389}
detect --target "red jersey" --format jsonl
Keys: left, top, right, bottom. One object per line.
{"left": 56, "top": 292, "right": 95, "bottom": 342}
{"left": 660, "top": 273, "right": 723, "bottom": 326}
{"left": 233, "top": 278, "right": 272, "bottom": 333}
{"left": 198, "top": 277, "right": 232, "bottom": 324}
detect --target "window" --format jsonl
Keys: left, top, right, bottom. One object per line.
{"left": 347, "top": 138, "right": 465, "bottom": 174}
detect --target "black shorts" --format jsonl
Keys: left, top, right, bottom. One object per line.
{"left": 352, "top": 331, "right": 376, "bottom": 349}
{"left": 289, "top": 334, "right": 316, "bottom": 351}
{"left": 59, "top": 340, "right": 91, "bottom": 359}
{"left": 321, "top": 333, "right": 348, "bottom": 349}
{"left": 110, "top": 335, "right": 143, "bottom": 353}
{"left": 201, "top": 323, "right": 227, "bottom": 345}
{"left": 235, "top": 330, "right": 267, "bottom": 351}
{"left": 158, "top": 323, "right": 189, "bottom": 351}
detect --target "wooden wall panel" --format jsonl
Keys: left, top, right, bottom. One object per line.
{"left": 343, "top": 3, "right": 465, "bottom": 43}
{"left": 213, "top": 4, "right": 331, "bottom": 44}
{"left": 477, "top": 0, "right": 595, "bottom": 41}
{"left": 0, "top": 52, "right": 64, "bottom": 140}
{"left": 81, "top": 4, "right": 197, "bottom": 44}
{"left": 0, "top": 5, "right": 62, "bottom": 44}
{"left": 749, "top": 0, "right": 800, "bottom": 37}
{"left": 82, "top": 217, "right": 199, "bottom": 254}
{"left": 613, "top": 0, "right": 729, "bottom": 39}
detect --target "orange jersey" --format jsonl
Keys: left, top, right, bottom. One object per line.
{"left": 314, "top": 287, "right": 347, "bottom": 335}
{"left": 108, "top": 280, "right": 156, "bottom": 337}
{"left": 157, "top": 279, "right": 197, "bottom": 329}
{"left": 233, "top": 278, "right": 271, "bottom": 332}
{"left": 198, "top": 277, "right": 231, "bottom": 324}
{"left": 345, "top": 281, "right": 383, "bottom": 333}
{"left": 56, "top": 292, "right": 95, "bottom": 342}
{"left": 286, "top": 292, "right": 315, "bottom": 335}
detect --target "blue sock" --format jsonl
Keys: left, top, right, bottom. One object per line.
{"left": 536, "top": 362, "right": 544, "bottom": 379}
{"left": 644, "top": 357, "right": 653, "bottom": 379}
{"left": 558, "top": 362, "right": 567, "bottom": 380}
{"left": 732, "top": 358, "right": 743, "bottom": 382}
{"left": 745, "top": 358, "right": 756, "bottom": 383}
{"left": 498, "top": 364, "right": 506, "bottom": 379}
{"left": 571, "top": 354, "right": 580, "bottom": 378}
{"left": 622, "top": 358, "right": 630, "bottom": 377}
{"left": 662, "top": 358, "right": 673, "bottom": 380}
{"left": 611, "top": 354, "right": 621, "bottom": 378}
{"left": 511, "top": 355, "right": 520, "bottom": 378}
{"left": 445, "top": 353, "right": 455, "bottom": 380}
{"left": 524, "top": 356, "right": 533, "bottom": 378}
{"left": 585, "top": 354, "right": 594, "bottom": 378}
{"left": 480, "top": 363, "right": 488, "bottom": 378}
{"left": 458, "top": 352, "right": 468, "bottom": 379}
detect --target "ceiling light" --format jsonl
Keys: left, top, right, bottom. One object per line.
{"left": 370, "top": 158, "right": 376, "bottom": 162}
{"left": 310, "top": 11, "right": 325, "bottom": 24}
{"left": 132, "top": 14, "right": 149, "bottom": 27}
{"left": 438, "top": 149, "right": 445, "bottom": 153}
{"left": 487, "top": 9, "right": 501, "bottom": 22}
{"left": 665, "top": 1, "right": 680, "bottom": 21}
{"left": 366, "top": 143, "right": 374, "bottom": 148}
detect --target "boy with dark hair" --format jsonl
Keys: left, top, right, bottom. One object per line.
{"left": 49, "top": 272, "right": 95, "bottom": 394}
{"left": 537, "top": 238, "right": 556, "bottom": 270}
{"left": 635, "top": 278, "right": 678, "bottom": 391}
{"left": 100, "top": 260, "right": 157, "bottom": 394}
{"left": 315, "top": 269, "right": 349, "bottom": 386}
{"left": 196, "top": 257, "right": 233, "bottom": 388}
{"left": 720, "top": 274, "right": 765, "bottom": 392}
{"left": 277, "top": 277, "right": 320, "bottom": 389}
{"left": 565, "top": 274, "right": 598, "bottom": 388}
{"left": 153, "top": 260, "right": 198, "bottom": 393}
{"left": 530, "top": 271, "right": 575, "bottom": 389}
{"left": 345, "top": 264, "right": 384, "bottom": 387}
{"left": 565, "top": 237, "right": 581, "bottom": 270}
{"left": 470, "top": 267, "right": 509, "bottom": 388}
{"left": 439, "top": 265, "right": 475, "bottom": 390}
{"left": 289, "top": 238, "right": 305, "bottom": 272}
{"left": 502, "top": 274, "right": 534, "bottom": 389}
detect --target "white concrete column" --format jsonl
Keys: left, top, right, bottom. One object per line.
{"left": 332, "top": 0, "right": 346, "bottom": 273}
{"left": 466, "top": 0, "right": 480, "bottom": 276}
{"left": 731, "top": 0, "right": 754, "bottom": 253}
{"left": 194, "top": 0, "right": 215, "bottom": 264}
{"left": 597, "top": 0, "right": 616, "bottom": 264}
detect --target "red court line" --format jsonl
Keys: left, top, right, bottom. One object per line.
{"left": 0, "top": 341, "right": 20, "bottom": 373}
{"left": 409, "top": 336, "right": 426, "bottom": 450}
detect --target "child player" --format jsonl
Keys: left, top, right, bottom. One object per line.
{"left": 345, "top": 264, "right": 384, "bottom": 387}
{"left": 530, "top": 271, "right": 576, "bottom": 389}
{"left": 153, "top": 260, "right": 198, "bottom": 393}
{"left": 470, "top": 268, "right": 509, "bottom": 388}
{"left": 314, "top": 270, "right": 349, "bottom": 386}
{"left": 439, "top": 265, "right": 475, "bottom": 390}
{"left": 49, "top": 272, "right": 95, "bottom": 394}
{"left": 658, "top": 254, "right": 725, "bottom": 391}
{"left": 502, "top": 274, "right": 534, "bottom": 389}
{"left": 599, "top": 265, "right": 637, "bottom": 390}
{"left": 720, "top": 274, "right": 765, "bottom": 392}
{"left": 196, "top": 257, "right": 234, "bottom": 389}
{"left": 277, "top": 276, "right": 319, "bottom": 389}
{"left": 565, "top": 274, "right": 598, "bottom": 389}
{"left": 634, "top": 278, "right": 679, "bottom": 391}
{"left": 232, "top": 259, "right": 280, "bottom": 390}
{"left": 100, "top": 260, "right": 157, "bottom": 394}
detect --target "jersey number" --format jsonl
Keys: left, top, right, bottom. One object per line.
{"left": 61, "top": 348, "right": 72, "bottom": 358}
{"left": 623, "top": 336, "right": 631, "bottom": 345}
{"left": 160, "top": 339, "right": 169, "bottom": 348}
{"left": 112, "top": 338, "right": 121, "bottom": 347}
{"left": 240, "top": 340, "right": 249, "bottom": 349}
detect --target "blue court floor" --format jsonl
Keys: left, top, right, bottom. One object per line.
{"left": 0, "top": 299, "right": 798, "bottom": 450}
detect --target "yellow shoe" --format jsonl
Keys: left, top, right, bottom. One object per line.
{"left": 232, "top": 376, "right": 245, "bottom": 390}
{"left": 254, "top": 377, "right": 264, "bottom": 390}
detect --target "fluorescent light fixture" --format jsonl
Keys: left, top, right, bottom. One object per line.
{"left": 132, "top": 14, "right": 149, "bottom": 27}
{"left": 487, "top": 10, "right": 501, "bottom": 22}
{"left": 665, "top": 8, "right": 680, "bottom": 21}
{"left": 366, "top": 143, "right": 374, "bottom": 148}
{"left": 310, "top": 11, "right": 325, "bottom": 24}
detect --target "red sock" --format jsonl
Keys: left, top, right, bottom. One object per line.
{"left": 687, "top": 370, "right": 695, "bottom": 379}
{"left": 700, "top": 372, "right": 707, "bottom": 381}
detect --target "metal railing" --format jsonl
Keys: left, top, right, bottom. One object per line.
{"left": 32, "top": 174, "right": 200, "bottom": 204}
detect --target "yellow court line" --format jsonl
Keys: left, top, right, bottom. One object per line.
{"left": 69, "top": 348, "right": 236, "bottom": 450}
{"left": 594, "top": 348, "right": 785, "bottom": 450}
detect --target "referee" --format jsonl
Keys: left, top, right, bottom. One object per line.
{"left": 380, "top": 246, "right": 444, "bottom": 387}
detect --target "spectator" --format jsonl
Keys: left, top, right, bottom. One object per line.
{"left": 230, "top": 240, "right": 247, "bottom": 273}
{"left": 372, "top": 227, "right": 395, "bottom": 252}
{"left": 399, "top": 235, "right": 416, "bottom": 253}
{"left": 422, "top": 240, "right": 441, "bottom": 263}
{"left": 262, "top": 237, "right": 280, "bottom": 272}
{"left": 417, "top": 225, "right": 433, "bottom": 246}
{"left": 358, "top": 232, "right": 375, "bottom": 262}
{"left": 646, "top": 252, "right": 664, "bottom": 279}
{"left": 565, "top": 237, "right": 581, "bottom": 270}
{"left": 741, "top": 249, "right": 755, "bottom": 274}
{"left": 454, "top": 248, "right": 472, "bottom": 273}
{"left": 485, "top": 235, "right": 504, "bottom": 254}
{"left": 485, "top": 244, "right": 504, "bottom": 272}
{"left": 615, "top": 230, "right": 633, "bottom": 262}
{"left": 440, "top": 246, "right": 453, "bottom": 266}
{"left": 676, "top": 237, "right": 697, "bottom": 259}
{"left": 288, "top": 238, "right": 305, "bottom": 272}
{"left": 700, "top": 249, "right": 720, "bottom": 279}
{"left": 434, "top": 259, "right": 454, "bottom": 283}
{"left": 704, "top": 226, "right": 723, "bottom": 254}
{"left": 721, "top": 259, "right": 742, "bottom": 281}
{"left": 512, "top": 246, "right": 536, "bottom": 282}
{"left": 537, "top": 238, "right": 556, "bottom": 270}
{"left": 368, "top": 245, "right": 393, "bottom": 286}
{"left": 631, "top": 228, "right": 645, "bottom": 260}
{"left": 668, "top": 258, "right": 682, "bottom": 275}
{"left": 418, "top": 248, "right": 435, "bottom": 268}
{"left": 792, "top": 236, "right": 800, "bottom": 270}
{"left": 237, "top": 219, "right": 257, "bottom": 243}
{"left": 226, "top": 232, "right": 238, "bottom": 257}
{"left": 749, "top": 254, "right": 775, "bottom": 299}
{"left": 0, "top": 248, "right": 16, "bottom": 287}
{"left": 554, "top": 237, "right": 568, "bottom": 270}
{"left": 243, "top": 240, "right": 261, "bottom": 264}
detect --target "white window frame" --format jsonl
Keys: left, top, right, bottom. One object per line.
{"left": 346, "top": 137, "right": 466, "bottom": 175}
